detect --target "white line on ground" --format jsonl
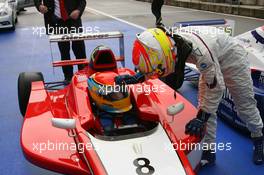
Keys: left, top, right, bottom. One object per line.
{"left": 132, "top": 0, "right": 264, "bottom": 21}
{"left": 160, "top": 2, "right": 264, "bottom": 21}
{"left": 21, "top": 28, "right": 30, "bottom": 31}
{"left": 87, "top": 7, "right": 147, "bottom": 30}
{"left": 87, "top": 6, "right": 263, "bottom": 35}
{"left": 108, "top": 10, "right": 199, "bottom": 16}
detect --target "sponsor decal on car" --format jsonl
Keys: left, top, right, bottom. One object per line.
{"left": 61, "top": 33, "right": 110, "bottom": 41}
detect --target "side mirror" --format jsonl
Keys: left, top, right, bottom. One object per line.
{"left": 167, "top": 102, "right": 185, "bottom": 123}
{"left": 51, "top": 118, "right": 76, "bottom": 129}
{"left": 167, "top": 102, "right": 185, "bottom": 116}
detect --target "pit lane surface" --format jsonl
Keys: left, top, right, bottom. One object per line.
{"left": 16, "top": 0, "right": 264, "bottom": 35}
{"left": 0, "top": 0, "right": 264, "bottom": 175}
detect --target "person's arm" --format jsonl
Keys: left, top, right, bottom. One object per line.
{"left": 195, "top": 49, "right": 217, "bottom": 89}
{"left": 77, "top": 0, "right": 86, "bottom": 17}
{"left": 34, "top": 0, "right": 41, "bottom": 11}
{"left": 70, "top": 0, "right": 86, "bottom": 20}
{"left": 34, "top": 0, "right": 48, "bottom": 14}
{"left": 115, "top": 72, "right": 145, "bottom": 85}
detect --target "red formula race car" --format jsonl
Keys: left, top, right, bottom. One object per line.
{"left": 18, "top": 32, "right": 203, "bottom": 175}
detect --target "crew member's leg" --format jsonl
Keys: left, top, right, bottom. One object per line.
{"left": 151, "top": 0, "right": 164, "bottom": 25}
{"left": 223, "top": 47, "right": 263, "bottom": 165}
{"left": 198, "top": 75, "right": 224, "bottom": 166}
{"left": 72, "top": 40, "right": 86, "bottom": 70}
{"left": 68, "top": 19, "right": 87, "bottom": 70}
{"left": 58, "top": 41, "right": 73, "bottom": 80}
{"left": 54, "top": 18, "right": 73, "bottom": 80}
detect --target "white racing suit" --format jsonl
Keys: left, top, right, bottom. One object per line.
{"left": 175, "top": 26, "right": 263, "bottom": 144}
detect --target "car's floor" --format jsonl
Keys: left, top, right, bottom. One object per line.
{"left": 0, "top": 19, "right": 263, "bottom": 175}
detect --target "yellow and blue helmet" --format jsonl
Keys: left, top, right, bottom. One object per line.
{"left": 87, "top": 71, "right": 132, "bottom": 113}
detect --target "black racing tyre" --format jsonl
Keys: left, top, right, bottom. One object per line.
{"left": 18, "top": 72, "right": 44, "bottom": 117}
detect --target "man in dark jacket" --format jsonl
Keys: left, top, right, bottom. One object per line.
{"left": 34, "top": 0, "right": 87, "bottom": 81}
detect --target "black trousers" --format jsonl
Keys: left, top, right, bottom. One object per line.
{"left": 52, "top": 16, "right": 86, "bottom": 79}
{"left": 151, "top": 0, "right": 164, "bottom": 22}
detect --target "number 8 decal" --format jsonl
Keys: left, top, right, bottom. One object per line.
{"left": 133, "top": 158, "right": 155, "bottom": 175}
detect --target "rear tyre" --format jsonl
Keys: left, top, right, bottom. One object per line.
{"left": 18, "top": 72, "right": 44, "bottom": 117}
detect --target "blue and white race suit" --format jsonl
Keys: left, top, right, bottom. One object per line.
{"left": 174, "top": 26, "right": 263, "bottom": 144}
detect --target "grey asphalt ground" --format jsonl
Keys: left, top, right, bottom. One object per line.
{"left": 16, "top": 0, "right": 264, "bottom": 35}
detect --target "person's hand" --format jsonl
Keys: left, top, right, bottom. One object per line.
{"left": 70, "top": 10, "right": 81, "bottom": 20}
{"left": 39, "top": 5, "right": 48, "bottom": 14}
{"left": 115, "top": 75, "right": 138, "bottom": 85}
{"left": 185, "top": 109, "right": 210, "bottom": 137}
{"left": 185, "top": 118, "right": 207, "bottom": 137}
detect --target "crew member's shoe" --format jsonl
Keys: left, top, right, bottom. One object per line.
{"left": 200, "top": 150, "right": 216, "bottom": 167}
{"left": 253, "top": 136, "right": 264, "bottom": 165}
{"left": 156, "top": 17, "right": 166, "bottom": 30}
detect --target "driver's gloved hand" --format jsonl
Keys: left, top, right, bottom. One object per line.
{"left": 115, "top": 73, "right": 145, "bottom": 85}
{"left": 115, "top": 75, "right": 137, "bottom": 85}
{"left": 185, "top": 109, "right": 211, "bottom": 137}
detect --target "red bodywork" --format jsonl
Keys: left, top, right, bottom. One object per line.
{"left": 21, "top": 58, "right": 200, "bottom": 175}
